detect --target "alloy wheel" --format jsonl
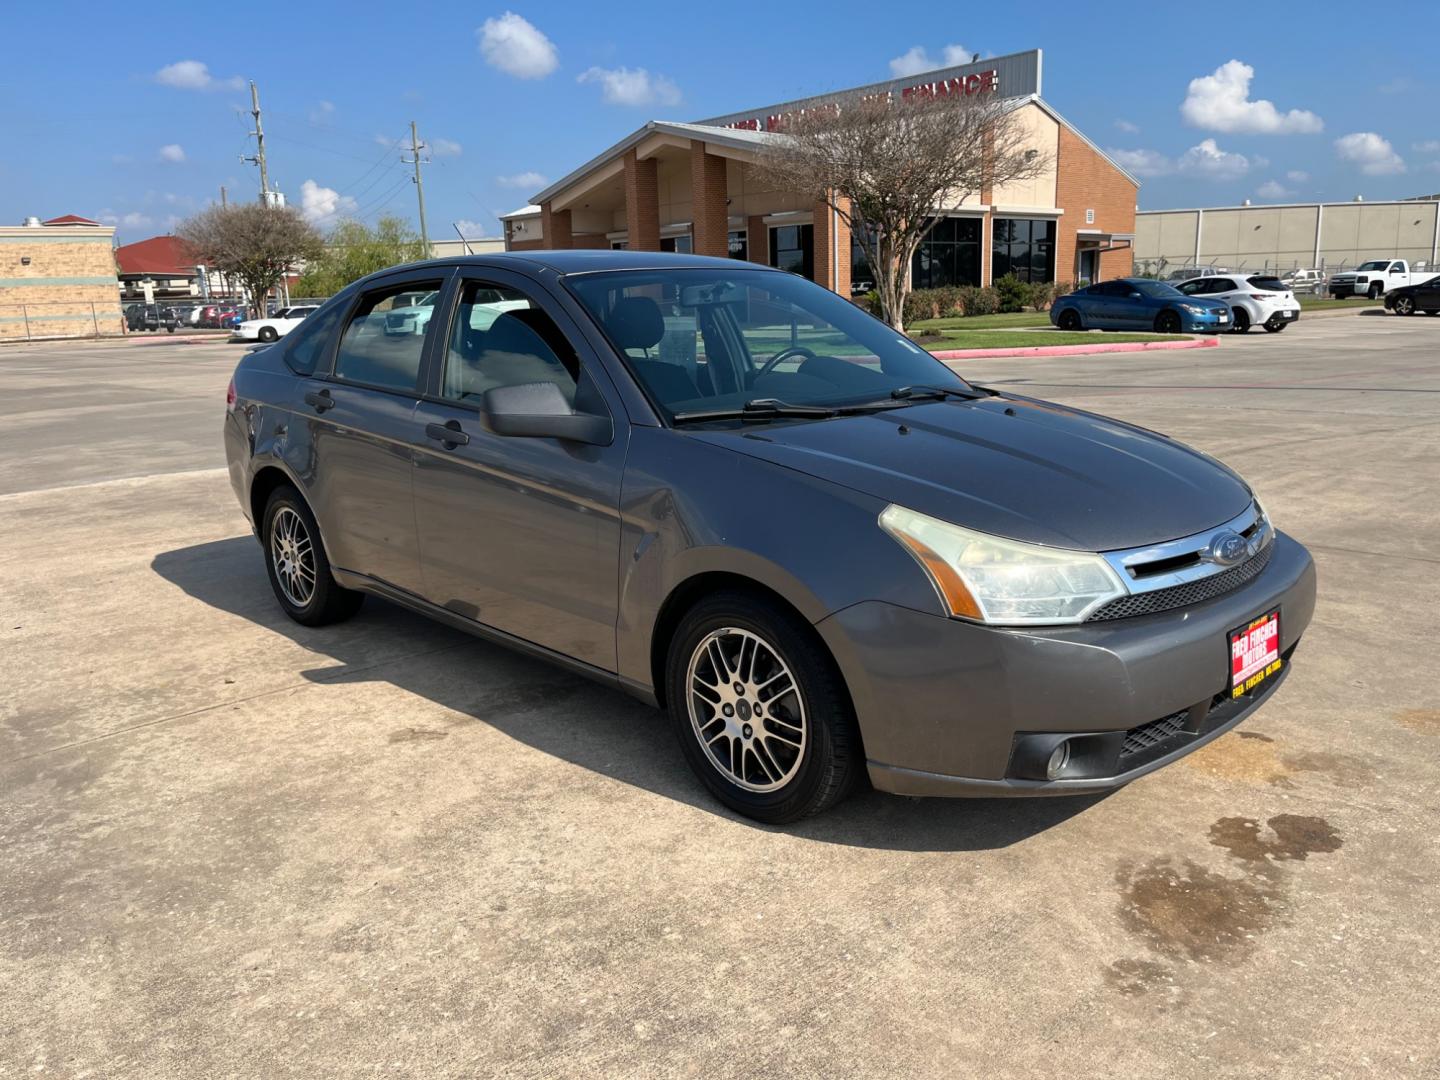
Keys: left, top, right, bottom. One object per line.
{"left": 270, "top": 506, "right": 317, "bottom": 608}
{"left": 686, "top": 627, "right": 807, "bottom": 793}
{"left": 1396, "top": 297, "right": 1414, "bottom": 315}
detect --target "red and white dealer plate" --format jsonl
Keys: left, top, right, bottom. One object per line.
{"left": 1229, "top": 608, "right": 1282, "bottom": 699}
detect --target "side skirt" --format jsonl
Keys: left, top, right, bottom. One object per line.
{"left": 331, "top": 567, "right": 652, "bottom": 704}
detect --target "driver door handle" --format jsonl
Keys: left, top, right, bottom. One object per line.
{"left": 303, "top": 389, "right": 334, "bottom": 413}
{"left": 426, "top": 420, "right": 470, "bottom": 447}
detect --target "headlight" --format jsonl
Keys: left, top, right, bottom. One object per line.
{"left": 1180, "top": 303, "right": 1209, "bottom": 315}
{"left": 878, "top": 505, "right": 1128, "bottom": 625}
{"left": 1355, "top": 276, "right": 1368, "bottom": 284}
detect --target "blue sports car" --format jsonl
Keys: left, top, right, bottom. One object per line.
{"left": 1051, "top": 278, "right": 1231, "bottom": 334}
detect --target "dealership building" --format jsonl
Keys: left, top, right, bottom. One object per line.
{"left": 1135, "top": 196, "right": 1440, "bottom": 276}
{"left": 500, "top": 49, "right": 1138, "bottom": 293}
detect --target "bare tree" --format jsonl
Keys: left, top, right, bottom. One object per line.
{"left": 177, "top": 203, "right": 324, "bottom": 314}
{"left": 752, "top": 89, "right": 1051, "bottom": 332}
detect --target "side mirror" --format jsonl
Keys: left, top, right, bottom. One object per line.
{"left": 1128, "top": 290, "right": 1143, "bottom": 299}
{"left": 483, "top": 381, "right": 613, "bottom": 446}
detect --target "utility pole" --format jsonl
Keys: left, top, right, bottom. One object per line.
{"left": 241, "top": 81, "right": 271, "bottom": 205}
{"left": 219, "top": 185, "right": 227, "bottom": 208}
{"left": 403, "top": 120, "right": 430, "bottom": 252}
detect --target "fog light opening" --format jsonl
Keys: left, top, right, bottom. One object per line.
{"left": 1046, "top": 742, "right": 1071, "bottom": 780}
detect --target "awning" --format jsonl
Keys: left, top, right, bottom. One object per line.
{"left": 1076, "top": 229, "right": 1134, "bottom": 252}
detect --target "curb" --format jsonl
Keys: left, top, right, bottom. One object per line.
{"left": 930, "top": 336, "right": 1220, "bottom": 361}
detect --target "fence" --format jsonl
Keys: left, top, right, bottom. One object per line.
{"left": 0, "top": 302, "right": 125, "bottom": 342}
{"left": 1130, "top": 255, "right": 1434, "bottom": 291}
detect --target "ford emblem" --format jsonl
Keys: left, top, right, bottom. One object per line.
{"left": 1207, "top": 530, "right": 1250, "bottom": 566}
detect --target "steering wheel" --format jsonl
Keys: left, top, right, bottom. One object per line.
{"left": 755, "top": 344, "right": 817, "bottom": 379}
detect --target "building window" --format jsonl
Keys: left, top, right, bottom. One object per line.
{"left": 728, "top": 230, "right": 748, "bottom": 260}
{"left": 992, "top": 218, "right": 1056, "bottom": 283}
{"left": 911, "top": 217, "right": 982, "bottom": 289}
{"left": 611, "top": 240, "right": 628, "bottom": 250}
{"left": 769, "top": 224, "right": 814, "bottom": 280}
{"left": 661, "top": 234, "right": 693, "bottom": 254}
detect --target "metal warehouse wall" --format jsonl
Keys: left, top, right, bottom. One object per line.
{"left": 1135, "top": 200, "right": 1440, "bottom": 275}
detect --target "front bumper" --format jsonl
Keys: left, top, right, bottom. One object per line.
{"left": 229, "top": 329, "right": 260, "bottom": 342}
{"left": 1330, "top": 284, "right": 1361, "bottom": 297}
{"left": 815, "top": 531, "right": 1316, "bottom": 796}
{"left": 1179, "top": 309, "right": 1230, "bottom": 333}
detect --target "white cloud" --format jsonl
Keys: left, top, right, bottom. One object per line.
{"left": 430, "top": 137, "right": 463, "bottom": 157}
{"left": 158, "top": 144, "right": 186, "bottom": 163}
{"left": 299, "top": 179, "right": 358, "bottom": 225}
{"left": 1181, "top": 60, "right": 1323, "bottom": 134}
{"left": 1106, "top": 138, "right": 1257, "bottom": 180}
{"left": 1413, "top": 139, "right": 1440, "bottom": 153}
{"left": 101, "top": 211, "right": 155, "bottom": 229}
{"left": 477, "top": 12, "right": 558, "bottom": 79}
{"left": 1256, "top": 180, "right": 1292, "bottom": 199}
{"left": 1334, "top": 132, "right": 1406, "bottom": 175}
{"left": 1286, "top": 169, "right": 1309, "bottom": 183}
{"left": 309, "top": 100, "right": 336, "bottom": 125}
{"left": 1114, "top": 119, "right": 1140, "bottom": 134}
{"left": 154, "top": 60, "right": 244, "bottom": 92}
{"left": 454, "top": 218, "right": 494, "bottom": 238}
{"left": 497, "top": 170, "right": 549, "bottom": 189}
{"left": 578, "top": 66, "right": 681, "bottom": 107}
{"left": 888, "top": 44, "right": 979, "bottom": 78}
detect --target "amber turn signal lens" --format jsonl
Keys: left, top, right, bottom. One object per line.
{"left": 890, "top": 530, "right": 983, "bottom": 620}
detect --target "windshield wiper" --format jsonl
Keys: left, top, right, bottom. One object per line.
{"left": 672, "top": 398, "right": 841, "bottom": 424}
{"left": 889, "top": 384, "right": 994, "bottom": 401}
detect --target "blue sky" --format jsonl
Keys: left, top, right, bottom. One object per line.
{"left": 3, "top": 2, "right": 1437, "bottom": 242}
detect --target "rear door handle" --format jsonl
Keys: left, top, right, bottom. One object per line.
{"left": 426, "top": 421, "right": 470, "bottom": 447}
{"left": 303, "top": 389, "right": 334, "bottom": 413}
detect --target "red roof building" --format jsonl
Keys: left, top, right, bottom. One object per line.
{"left": 114, "top": 235, "right": 200, "bottom": 278}
{"left": 43, "top": 214, "right": 103, "bottom": 226}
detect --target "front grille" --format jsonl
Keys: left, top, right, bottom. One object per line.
{"left": 1087, "top": 542, "right": 1274, "bottom": 622}
{"left": 1120, "top": 710, "right": 1189, "bottom": 760}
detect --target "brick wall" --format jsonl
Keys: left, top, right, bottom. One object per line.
{"left": 1054, "top": 126, "right": 1138, "bottom": 283}
{"left": 541, "top": 203, "right": 572, "bottom": 249}
{"left": 690, "top": 144, "right": 729, "bottom": 258}
{"left": 0, "top": 231, "right": 122, "bottom": 339}
{"left": 813, "top": 197, "right": 851, "bottom": 295}
{"left": 746, "top": 215, "right": 768, "bottom": 266}
{"left": 624, "top": 150, "right": 660, "bottom": 252}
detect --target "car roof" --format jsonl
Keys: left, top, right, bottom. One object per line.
{"left": 362, "top": 249, "right": 783, "bottom": 281}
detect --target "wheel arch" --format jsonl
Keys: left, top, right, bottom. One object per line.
{"left": 649, "top": 570, "right": 837, "bottom": 713}
{"left": 248, "top": 463, "right": 304, "bottom": 539}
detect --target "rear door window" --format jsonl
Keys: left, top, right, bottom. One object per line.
{"left": 333, "top": 279, "right": 445, "bottom": 393}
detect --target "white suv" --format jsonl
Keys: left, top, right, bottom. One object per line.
{"left": 1175, "top": 274, "right": 1300, "bottom": 334}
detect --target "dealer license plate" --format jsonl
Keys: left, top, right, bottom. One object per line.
{"left": 1229, "top": 609, "right": 1282, "bottom": 699}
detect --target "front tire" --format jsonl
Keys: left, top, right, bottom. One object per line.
{"left": 262, "top": 486, "right": 364, "bottom": 626}
{"left": 665, "top": 591, "right": 861, "bottom": 823}
{"left": 1057, "top": 308, "right": 1082, "bottom": 331}
{"left": 258, "top": 326, "right": 279, "bottom": 342}
{"left": 1154, "top": 309, "right": 1182, "bottom": 334}
{"left": 1367, "top": 283, "right": 1383, "bottom": 301}
{"left": 1393, "top": 296, "right": 1415, "bottom": 316}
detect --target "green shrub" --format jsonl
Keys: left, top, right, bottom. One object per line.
{"left": 957, "top": 285, "right": 1001, "bottom": 316}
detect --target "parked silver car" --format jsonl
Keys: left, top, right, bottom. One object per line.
{"left": 224, "top": 252, "right": 1315, "bottom": 823}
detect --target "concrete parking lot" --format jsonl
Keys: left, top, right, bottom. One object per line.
{"left": 3, "top": 314, "right": 1438, "bottom": 1078}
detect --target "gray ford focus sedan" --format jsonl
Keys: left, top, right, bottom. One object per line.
{"left": 224, "top": 251, "right": 1315, "bottom": 823}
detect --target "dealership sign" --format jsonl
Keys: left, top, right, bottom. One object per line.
{"left": 697, "top": 48, "right": 1041, "bottom": 134}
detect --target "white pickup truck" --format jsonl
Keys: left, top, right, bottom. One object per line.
{"left": 1328, "top": 259, "right": 1438, "bottom": 300}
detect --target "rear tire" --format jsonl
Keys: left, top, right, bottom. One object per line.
{"left": 1057, "top": 308, "right": 1082, "bottom": 331}
{"left": 262, "top": 485, "right": 364, "bottom": 626}
{"left": 1263, "top": 321, "right": 1287, "bottom": 333}
{"left": 1230, "top": 307, "right": 1251, "bottom": 334}
{"left": 665, "top": 590, "right": 861, "bottom": 823}
{"left": 1154, "top": 309, "right": 1182, "bottom": 335}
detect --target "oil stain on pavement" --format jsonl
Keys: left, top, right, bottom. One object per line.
{"left": 1107, "top": 814, "right": 1343, "bottom": 990}
{"left": 1181, "top": 730, "right": 1375, "bottom": 788}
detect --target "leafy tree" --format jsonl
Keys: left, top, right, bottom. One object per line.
{"left": 754, "top": 90, "right": 1049, "bottom": 333}
{"left": 177, "top": 203, "right": 323, "bottom": 313}
{"left": 295, "top": 215, "right": 428, "bottom": 297}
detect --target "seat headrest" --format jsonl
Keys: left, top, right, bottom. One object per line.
{"left": 607, "top": 296, "right": 665, "bottom": 351}
{"left": 482, "top": 312, "right": 552, "bottom": 358}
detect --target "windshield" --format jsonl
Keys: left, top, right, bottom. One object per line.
{"left": 1356, "top": 261, "right": 1390, "bottom": 271}
{"left": 566, "top": 268, "right": 973, "bottom": 421}
{"left": 1132, "top": 280, "right": 1183, "bottom": 298}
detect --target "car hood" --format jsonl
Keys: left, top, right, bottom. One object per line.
{"left": 687, "top": 396, "right": 1252, "bottom": 551}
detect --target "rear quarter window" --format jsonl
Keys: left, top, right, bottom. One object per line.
{"left": 282, "top": 301, "right": 346, "bottom": 376}
{"left": 1247, "top": 277, "right": 1287, "bottom": 290}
